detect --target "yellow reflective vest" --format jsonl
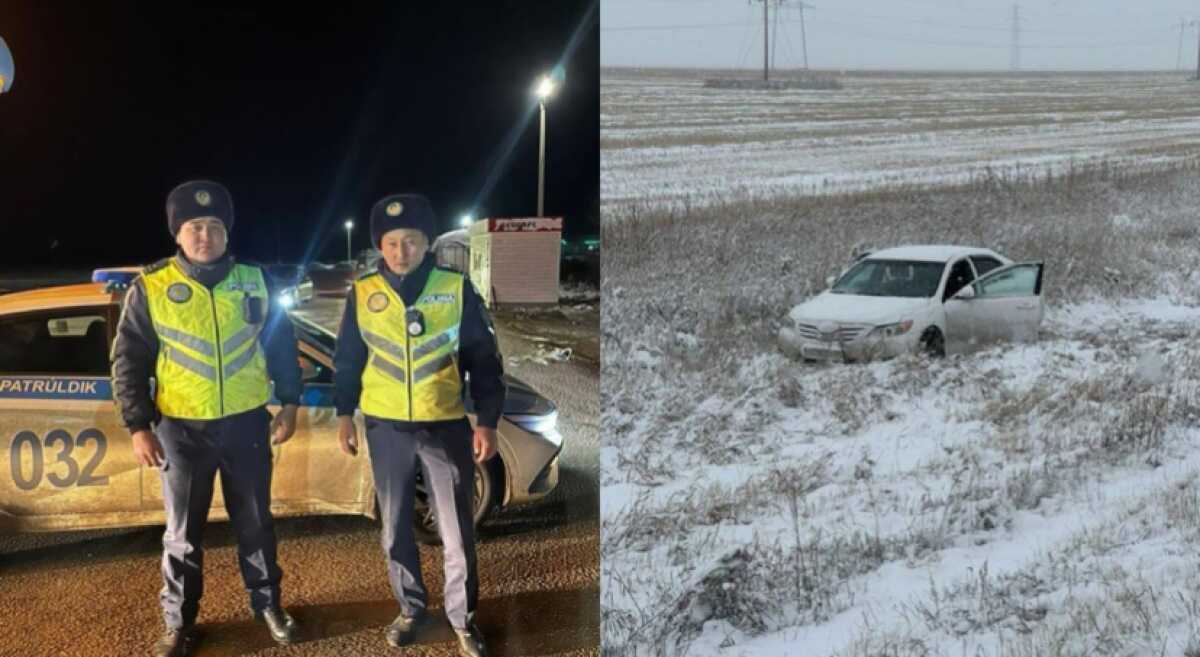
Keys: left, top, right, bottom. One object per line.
{"left": 142, "top": 259, "right": 270, "bottom": 419}
{"left": 355, "top": 268, "right": 466, "bottom": 421}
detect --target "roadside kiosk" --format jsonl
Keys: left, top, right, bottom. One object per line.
{"left": 467, "top": 217, "right": 562, "bottom": 307}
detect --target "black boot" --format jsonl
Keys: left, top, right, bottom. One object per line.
{"left": 255, "top": 607, "right": 299, "bottom": 645}
{"left": 385, "top": 611, "right": 426, "bottom": 647}
{"left": 153, "top": 626, "right": 197, "bottom": 657}
{"left": 453, "top": 621, "right": 489, "bottom": 657}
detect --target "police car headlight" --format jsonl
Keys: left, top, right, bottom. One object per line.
{"left": 278, "top": 291, "right": 296, "bottom": 308}
{"left": 871, "top": 320, "right": 913, "bottom": 339}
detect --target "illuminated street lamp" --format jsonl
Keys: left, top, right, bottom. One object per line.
{"left": 460, "top": 214, "right": 473, "bottom": 228}
{"left": 344, "top": 219, "right": 354, "bottom": 265}
{"left": 535, "top": 74, "right": 557, "bottom": 217}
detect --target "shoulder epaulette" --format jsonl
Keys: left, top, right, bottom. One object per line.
{"left": 142, "top": 258, "right": 172, "bottom": 275}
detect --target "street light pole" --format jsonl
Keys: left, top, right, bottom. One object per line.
{"left": 344, "top": 219, "right": 353, "bottom": 266}
{"left": 535, "top": 74, "right": 556, "bottom": 218}
{"left": 538, "top": 99, "right": 547, "bottom": 218}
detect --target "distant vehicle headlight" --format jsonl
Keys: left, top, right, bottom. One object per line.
{"left": 278, "top": 291, "right": 296, "bottom": 308}
{"left": 871, "top": 319, "right": 913, "bottom": 338}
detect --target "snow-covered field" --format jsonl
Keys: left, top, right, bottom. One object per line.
{"left": 601, "top": 69, "right": 1200, "bottom": 657}
{"left": 602, "top": 70, "right": 1200, "bottom": 212}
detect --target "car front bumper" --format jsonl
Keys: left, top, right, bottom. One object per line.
{"left": 794, "top": 327, "right": 922, "bottom": 361}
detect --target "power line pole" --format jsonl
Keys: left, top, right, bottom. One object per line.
{"left": 1194, "top": 19, "right": 1200, "bottom": 80}
{"left": 763, "top": 0, "right": 769, "bottom": 81}
{"left": 772, "top": 0, "right": 780, "bottom": 71}
{"left": 1010, "top": 4, "right": 1020, "bottom": 71}
{"left": 799, "top": 1, "right": 810, "bottom": 70}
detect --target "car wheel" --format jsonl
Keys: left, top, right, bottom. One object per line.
{"left": 920, "top": 327, "right": 945, "bottom": 358}
{"left": 412, "top": 457, "right": 502, "bottom": 545}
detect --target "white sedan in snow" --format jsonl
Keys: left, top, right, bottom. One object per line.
{"left": 781, "top": 245, "right": 1044, "bottom": 360}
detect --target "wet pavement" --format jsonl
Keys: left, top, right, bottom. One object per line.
{"left": 0, "top": 294, "right": 599, "bottom": 657}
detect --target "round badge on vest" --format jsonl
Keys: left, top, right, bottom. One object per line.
{"left": 167, "top": 283, "right": 193, "bottom": 303}
{"left": 367, "top": 292, "right": 389, "bottom": 313}
{"left": 406, "top": 308, "right": 425, "bottom": 336}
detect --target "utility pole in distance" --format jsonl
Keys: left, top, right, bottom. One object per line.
{"left": 799, "top": 1, "right": 810, "bottom": 70}
{"left": 1194, "top": 19, "right": 1199, "bottom": 80}
{"left": 762, "top": 0, "right": 769, "bottom": 81}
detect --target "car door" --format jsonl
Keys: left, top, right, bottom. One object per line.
{"left": 940, "top": 257, "right": 988, "bottom": 354}
{"left": 944, "top": 263, "right": 1044, "bottom": 352}
{"left": 0, "top": 304, "right": 142, "bottom": 531}
{"left": 265, "top": 342, "right": 371, "bottom": 516}
{"left": 141, "top": 331, "right": 373, "bottom": 521}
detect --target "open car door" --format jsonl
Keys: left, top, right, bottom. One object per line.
{"left": 944, "top": 262, "right": 1044, "bottom": 354}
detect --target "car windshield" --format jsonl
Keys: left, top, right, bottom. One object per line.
{"left": 831, "top": 259, "right": 945, "bottom": 298}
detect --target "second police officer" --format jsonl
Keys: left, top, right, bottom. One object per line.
{"left": 334, "top": 193, "right": 505, "bottom": 657}
{"left": 111, "top": 180, "right": 303, "bottom": 657}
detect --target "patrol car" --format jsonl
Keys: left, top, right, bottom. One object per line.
{"left": 0, "top": 268, "right": 562, "bottom": 544}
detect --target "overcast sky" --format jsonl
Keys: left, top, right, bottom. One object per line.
{"left": 602, "top": 0, "right": 1200, "bottom": 71}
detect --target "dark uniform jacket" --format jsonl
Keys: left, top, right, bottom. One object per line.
{"left": 333, "top": 253, "right": 505, "bottom": 429}
{"left": 110, "top": 252, "right": 302, "bottom": 433}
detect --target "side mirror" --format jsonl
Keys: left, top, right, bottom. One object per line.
{"left": 954, "top": 285, "right": 976, "bottom": 300}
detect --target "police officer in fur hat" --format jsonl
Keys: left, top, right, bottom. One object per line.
{"left": 111, "top": 180, "right": 303, "bottom": 657}
{"left": 333, "top": 193, "right": 504, "bottom": 657}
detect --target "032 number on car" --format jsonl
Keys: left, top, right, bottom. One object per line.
{"left": 9, "top": 429, "right": 109, "bottom": 490}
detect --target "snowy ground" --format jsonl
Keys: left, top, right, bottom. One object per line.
{"left": 600, "top": 76, "right": 1200, "bottom": 656}
{"left": 602, "top": 70, "right": 1200, "bottom": 213}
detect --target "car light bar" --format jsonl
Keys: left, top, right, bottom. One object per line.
{"left": 91, "top": 268, "right": 140, "bottom": 285}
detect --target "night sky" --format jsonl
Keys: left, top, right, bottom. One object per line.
{"left": 0, "top": 1, "right": 599, "bottom": 269}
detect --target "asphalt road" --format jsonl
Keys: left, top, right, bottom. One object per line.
{"left": 0, "top": 293, "right": 599, "bottom": 657}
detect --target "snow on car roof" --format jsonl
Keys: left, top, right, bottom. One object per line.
{"left": 865, "top": 245, "right": 1001, "bottom": 262}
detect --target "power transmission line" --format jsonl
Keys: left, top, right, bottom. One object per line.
{"left": 603, "top": 16, "right": 1176, "bottom": 49}
{"left": 808, "top": 19, "right": 1171, "bottom": 49}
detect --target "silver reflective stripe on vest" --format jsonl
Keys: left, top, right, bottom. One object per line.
{"left": 412, "top": 353, "right": 455, "bottom": 384}
{"left": 222, "top": 324, "right": 259, "bottom": 356}
{"left": 166, "top": 345, "right": 217, "bottom": 381}
{"left": 155, "top": 322, "right": 216, "bottom": 358}
{"left": 362, "top": 329, "right": 407, "bottom": 362}
{"left": 410, "top": 327, "right": 458, "bottom": 361}
{"left": 223, "top": 342, "right": 259, "bottom": 379}
{"left": 370, "top": 354, "right": 407, "bottom": 383}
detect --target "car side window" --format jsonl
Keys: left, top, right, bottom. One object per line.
{"left": 971, "top": 256, "right": 1003, "bottom": 276}
{"left": 943, "top": 259, "right": 977, "bottom": 301}
{"left": 0, "top": 311, "right": 110, "bottom": 375}
{"left": 977, "top": 265, "right": 1040, "bottom": 298}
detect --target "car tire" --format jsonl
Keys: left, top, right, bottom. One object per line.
{"left": 920, "top": 327, "right": 945, "bottom": 358}
{"left": 412, "top": 457, "right": 502, "bottom": 546}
